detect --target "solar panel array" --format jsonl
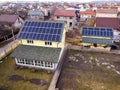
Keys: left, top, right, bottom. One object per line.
{"left": 18, "top": 21, "right": 64, "bottom": 42}
{"left": 82, "top": 27, "right": 113, "bottom": 38}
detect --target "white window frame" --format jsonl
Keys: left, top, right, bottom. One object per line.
{"left": 17, "top": 58, "right": 25, "bottom": 64}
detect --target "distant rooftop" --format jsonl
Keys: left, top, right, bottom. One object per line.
{"left": 28, "top": 9, "right": 44, "bottom": 16}
{"left": 0, "top": 15, "right": 18, "bottom": 24}
{"left": 54, "top": 9, "right": 95, "bottom": 17}
{"left": 97, "top": 7, "right": 118, "bottom": 14}
{"left": 96, "top": 17, "right": 120, "bottom": 30}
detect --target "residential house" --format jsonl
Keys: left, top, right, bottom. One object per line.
{"left": 0, "top": 14, "right": 24, "bottom": 29}
{"left": 53, "top": 10, "right": 75, "bottom": 30}
{"left": 81, "top": 26, "right": 114, "bottom": 49}
{"left": 11, "top": 20, "right": 66, "bottom": 70}
{"left": 96, "top": 7, "right": 118, "bottom": 18}
{"left": 80, "top": 10, "right": 96, "bottom": 19}
{"left": 96, "top": 7, "right": 120, "bottom": 30}
{"left": 53, "top": 9, "right": 96, "bottom": 30}
{"left": 27, "top": 9, "right": 45, "bottom": 20}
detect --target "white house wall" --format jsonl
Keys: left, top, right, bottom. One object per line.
{"left": 54, "top": 16, "right": 73, "bottom": 31}
{"left": 96, "top": 13, "right": 117, "bottom": 18}
{"left": 15, "top": 58, "right": 55, "bottom": 70}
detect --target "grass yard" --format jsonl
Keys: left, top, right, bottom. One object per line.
{"left": 57, "top": 50, "right": 120, "bottom": 90}
{"left": 0, "top": 56, "right": 52, "bottom": 90}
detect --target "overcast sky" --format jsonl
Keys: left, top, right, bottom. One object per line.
{"left": 0, "top": 0, "right": 119, "bottom": 3}
{"left": 0, "top": 0, "right": 93, "bottom": 2}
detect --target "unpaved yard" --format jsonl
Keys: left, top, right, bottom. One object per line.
{"left": 0, "top": 57, "right": 52, "bottom": 90}
{"left": 57, "top": 50, "right": 120, "bottom": 90}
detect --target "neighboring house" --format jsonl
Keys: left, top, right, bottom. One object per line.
{"left": 53, "top": 9, "right": 95, "bottom": 30}
{"left": 96, "top": 17, "right": 120, "bottom": 30}
{"left": 27, "top": 9, "right": 45, "bottom": 20}
{"left": 0, "top": 14, "right": 24, "bottom": 29}
{"left": 53, "top": 10, "right": 75, "bottom": 30}
{"left": 81, "top": 26, "right": 114, "bottom": 48}
{"left": 11, "top": 20, "right": 66, "bottom": 70}
{"left": 80, "top": 10, "right": 96, "bottom": 19}
{"left": 96, "top": 7, "right": 120, "bottom": 31}
{"left": 96, "top": 7, "right": 118, "bottom": 18}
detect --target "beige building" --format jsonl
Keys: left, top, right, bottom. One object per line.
{"left": 53, "top": 9, "right": 96, "bottom": 31}
{"left": 96, "top": 7, "right": 118, "bottom": 18}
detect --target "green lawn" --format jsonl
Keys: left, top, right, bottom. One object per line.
{"left": 0, "top": 57, "right": 52, "bottom": 90}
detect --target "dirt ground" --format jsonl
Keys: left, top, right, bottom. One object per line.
{"left": 57, "top": 50, "right": 120, "bottom": 90}
{"left": 0, "top": 57, "right": 52, "bottom": 90}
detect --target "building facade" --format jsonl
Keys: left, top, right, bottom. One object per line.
{"left": 11, "top": 20, "right": 66, "bottom": 70}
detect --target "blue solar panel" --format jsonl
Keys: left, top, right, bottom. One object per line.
{"left": 82, "top": 27, "right": 113, "bottom": 38}
{"left": 56, "top": 35, "right": 60, "bottom": 41}
{"left": 18, "top": 21, "right": 64, "bottom": 42}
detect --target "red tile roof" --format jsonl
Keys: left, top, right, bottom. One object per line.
{"left": 96, "top": 17, "right": 120, "bottom": 30}
{"left": 54, "top": 9, "right": 96, "bottom": 17}
{"left": 54, "top": 10, "right": 75, "bottom": 17}
{"left": 97, "top": 7, "right": 118, "bottom": 14}
{"left": 80, "top": 10, "right": 96, "bottom": 15}
{"left": 0, "top": 15, "right": 18, "bottom": 24}
{"left": 97, "top": 7, "right": 118, "bottom": 10}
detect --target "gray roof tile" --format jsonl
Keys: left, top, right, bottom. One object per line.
{"left": 11, "top": 45, "right": 61, "bottom": 63}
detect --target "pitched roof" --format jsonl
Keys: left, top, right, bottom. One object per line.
{"left": 11, "top": 45, "right": 61, "bottom": 63}
{"left": 82, "top": 26, "right": 113, "bottom": 38}
{"left": 54, "top": 10, "right": 75, "bottom": 17}
{"left": 17, "top": 20, "right": 64, "bottom": 42}
{"left": 82, "top": 37, "right": 113, "bottom": 45}
{"left": 96, "top": 17, "right": 120, "bottom": 30}
{"left": 0, "top": 15, "right": 18, "bottom": 24}
{"left": 80, "top": 10, "right": 96, "bottom": 15}
{"left": 54, "top": 9, "right": 95, "bottom": 17}
{"left": 82, "top": 26, "right": 114, "bottom": 45}
{"left": 97, "top": 7, "right": 118, "bottom": 14}
{"left": 28, "top": 9, "right": 44, "bottom": 16}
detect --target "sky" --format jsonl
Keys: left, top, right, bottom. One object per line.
{"left": 0, "top": 0, "right": 93, "bottom": 3}
{"left": 0, "top": 0, "right": 119, "bottom": 3}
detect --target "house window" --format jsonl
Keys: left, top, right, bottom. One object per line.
{"left": 45, "top": 41, "right": 52, "bottom": 45}
{"left": 17, "top": 58, "right": 25, "bottom": 64}
{"left": 69, "top": 17, "right": 72, "bottom": 19}
{"left": 27, "top": 40, "right": 34, "bottom": 44}
{"left": 45, "top": 62, "right": 53, "bottom": 68}
{"left": 69, "top": 22, "right": 72, "bottom": 27}
{"left": 35, "top": 60, "right": 44, "bottom": 67}
{"left": 25, "top": 59, "right": 34, "bottom": 65}
{"left": 57, "top": 16, "right": 60, "bottom": 19}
